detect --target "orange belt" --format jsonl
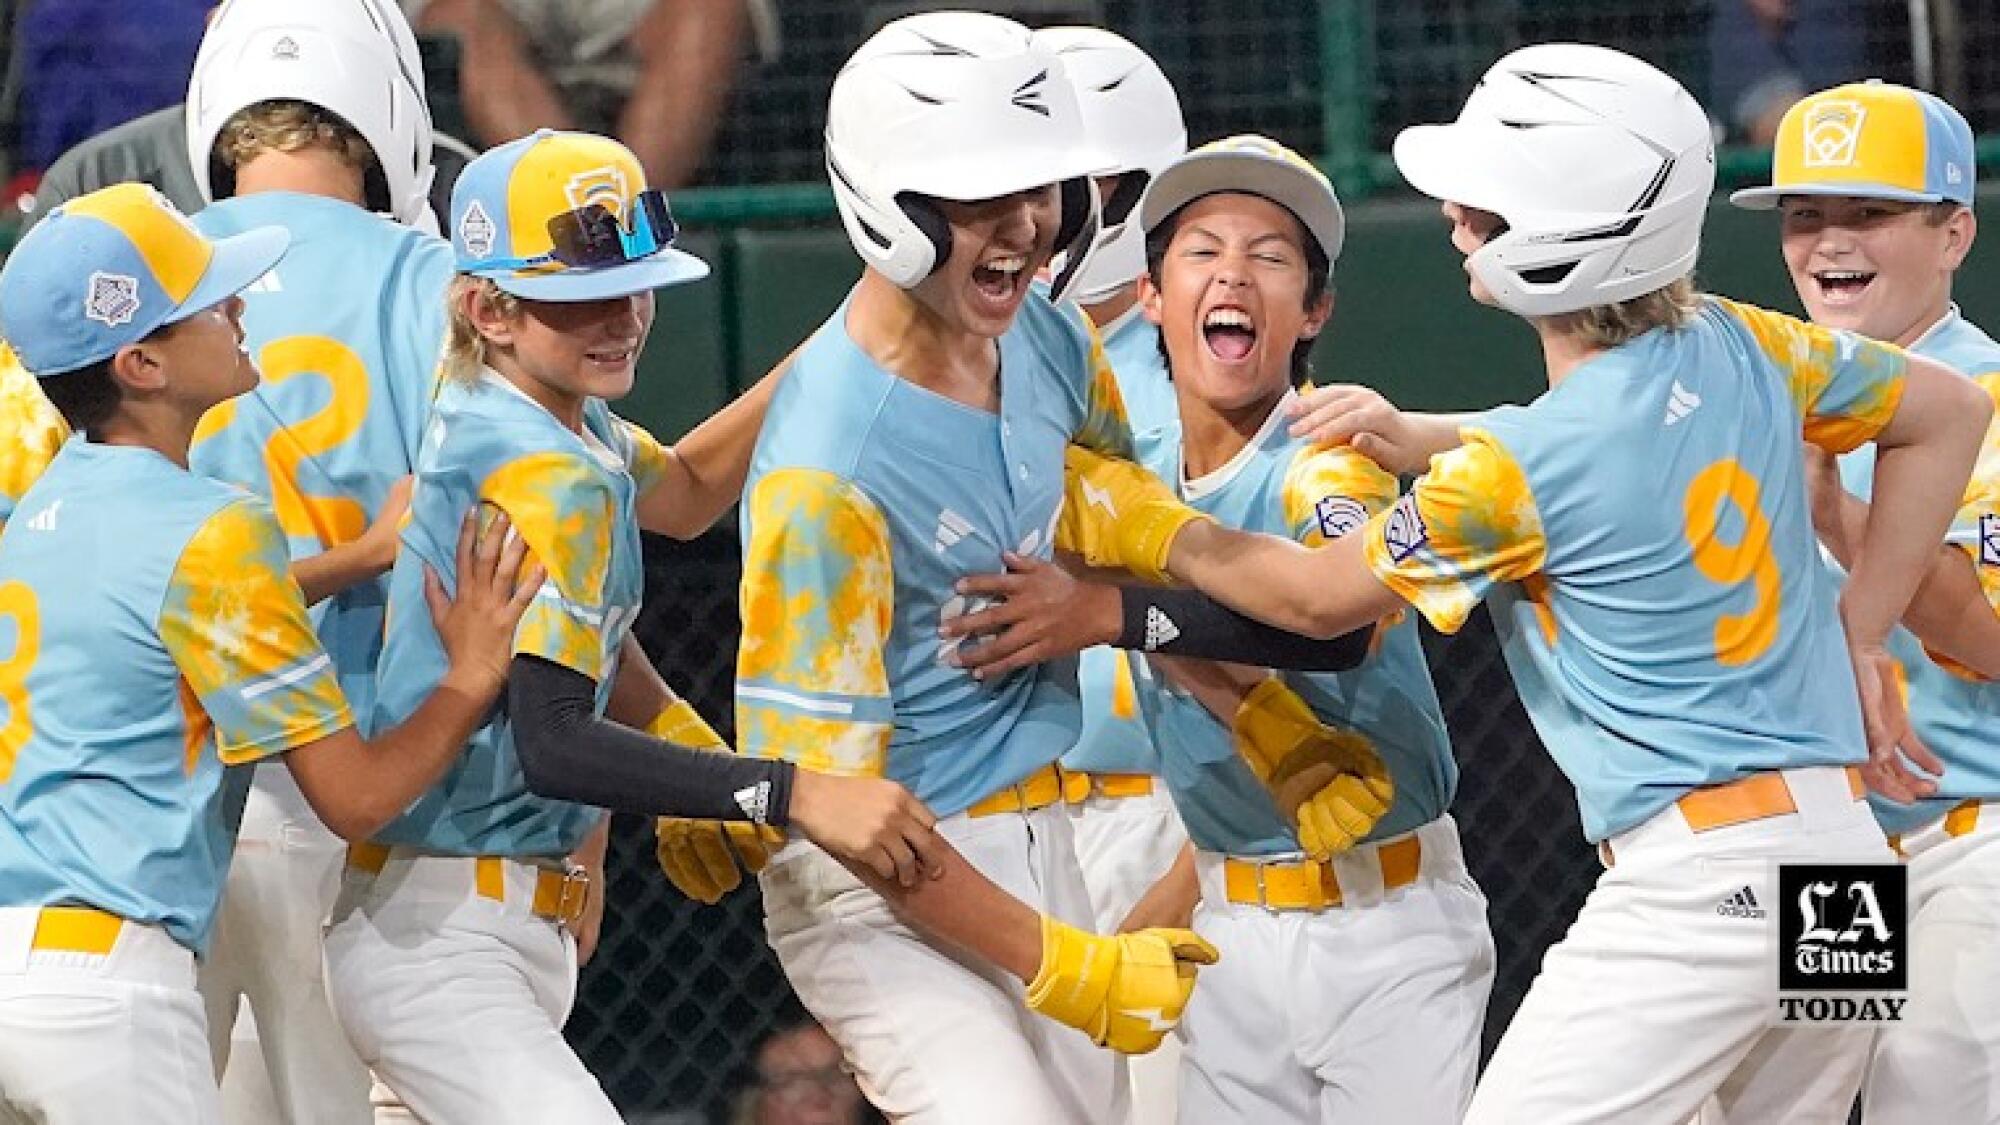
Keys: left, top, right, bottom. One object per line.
{"left": 1601, "top": 767, "right": 1865, "bottom": 867}
{"left": 29, "top": 906, "right": 122, "bottom": 955}
{"left": 1222, "top": 836, "right": 1423, "bottom": 912}
{"left": 347, "top": 843, "right": 590, "bottom": 928}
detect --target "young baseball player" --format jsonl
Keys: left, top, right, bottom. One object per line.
{"left": 729, "top": 14, "right": 1221, "bottom": 1123}
{"left": 177, "top": 6, "right": 460, "bottom": 1115}
{"left": 0, "top": 182, "right": 535, "bottom": 1125}
{"left": 951, "top": 44, "right": 1992, "bottom": 1123}
{"left": 1033, "top": 26, "right": 1192, "bottom": 1123}
{"left": 945, "top": 134, "right": 1494, "bottom": 1124}
{"left": 1732, "top": 81, "right": 2000, "bottom": 1125}
{"left": 318, "top": 129, "right": 946, "bottom": 1125}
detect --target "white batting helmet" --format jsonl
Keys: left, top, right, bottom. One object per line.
{"left": 1033, "top": 27, "right": 1186, "bottom": 305}
{"left": 825, "top": 11, "right": 1109, "bottom": 302}
{"left": 188, "top": 0, "right": 437, "bottom": 227}
{"left": 1393, "top": 43, "right": 1715, "bottom": 318}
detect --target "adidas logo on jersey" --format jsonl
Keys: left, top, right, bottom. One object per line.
{"left": 1142, "top": 606, "right": 1180, "bottom": 650}
{"left": 1717, "top": 886, "right": 1766, "bottom": 919}
{"left": 20, "top": 499, "right": 60, "bottom": 532}
{"left": 934, "top": 509, "right": 976, "bottom": 553}
{"left": 734, "top": 781, "right": 772, "bottom": 825}
{"left": 1663, "top": 381, "right": 1702, "bottom": 426}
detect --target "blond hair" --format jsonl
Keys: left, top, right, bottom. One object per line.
{"left": 214, "top": 99, "right": 373, "bottom": 172}
{"left": 1545, "top": 276, "right": 1699, "bottom": 349}
{"left": 442, "top": 276, "right": 522, "bottom": 384}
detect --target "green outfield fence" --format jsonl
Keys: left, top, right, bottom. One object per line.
{"left": 4, "top": 1, "right": 1998, "bottom": 1119}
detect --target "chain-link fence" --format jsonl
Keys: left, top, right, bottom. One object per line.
{"left": 591, "top": 532, "right": 1595, "bottom": 1121}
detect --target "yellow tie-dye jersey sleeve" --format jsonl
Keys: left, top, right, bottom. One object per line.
{"left": 1069, "top": 311, "right": 1135, "bottom": 459}
{"left": 736, "top": 468, "right": 895, "bottom": 777}
{"left": 1947, "top": 373, "right": 2000, "bottom": 617}
{"left": 0, "top": 344, "right": 68, "bottom": 529}
{"left": 617, "top": 414, "right": 673, "bottom": 495}
{"left": 1716, "top": 298, "right": 1908, "bottom": 454}
{"left": 1362, "top": 428, "right": 1548, "bottom": 634}
{"left": 159, "top": 499, "right": 353, "bottom": 765}
{"left": 1281, "top": 445, "right": 1400, "bottom": 546}
{"left": 481, "top": 452, "right": 619, "bottom": 682}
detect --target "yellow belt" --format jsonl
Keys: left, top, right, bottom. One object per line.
{"left": 1222, "top": 836, "right": 1423, "bottom": 912}
{"left": 347, "top": 843, "right": 590, "bottom": 928}
{"left": 967, "top": 763, "right": 1073, "bottom": 818}
{"left": 1602, "top": 768, "right": 1866, "bottom": 867}
{"left": 30, "top": 906, "right": 123, "bottom": 955}
{"left": 1070, "top": 772, "right": 1155, "bottom": 801}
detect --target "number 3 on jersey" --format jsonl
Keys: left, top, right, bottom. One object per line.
{"left": 1681, "top": 459, "right": 1780, "bottom": 667}
{"left": 191, "top": 335, "right": 371, "bottom": 548}
{"left": 0, "top": 580, "right": 39, "bottom": 783}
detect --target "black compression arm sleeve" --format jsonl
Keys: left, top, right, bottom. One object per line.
{"left": 507, "top": 655, "right": 795, "bottom": 824}
{"left": 1116, "top": 586, "right": 1374, "bottom": 672}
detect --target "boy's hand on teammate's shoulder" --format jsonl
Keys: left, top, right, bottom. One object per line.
{"left": 790, "top": 773, "right": 945, "bottom": 890}
{"left": 427, "top": 503, "right": 545, "bottom": 699}
{"left": 1288, "top": 383, "right": 1430, "bottom": 475}
{"left": 940, "top": 553, "right": 1120, "bottom": 680}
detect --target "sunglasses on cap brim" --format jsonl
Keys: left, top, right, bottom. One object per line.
{"left": 473, "top": 189, "right": 681, "bottom": 271}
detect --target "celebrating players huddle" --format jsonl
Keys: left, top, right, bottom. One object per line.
{"left": 0, "top": 2, "right": 1997, "bottom": 1124}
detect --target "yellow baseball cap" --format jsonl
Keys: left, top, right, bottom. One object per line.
{"left": 1731, "top": 81, "right": 1975, "bottom": 210}
{"left": 450, "top": 129, "right": 709, "bottom": 301}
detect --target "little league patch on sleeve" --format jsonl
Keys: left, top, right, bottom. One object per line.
{"left": 1381, "top": 493, "right": 1430, "bottom": 563}
{"left": 1314, "top": 495, "right": 1368, "bottom": 540}
{"left": 1981, "top": 513, "right": 2000, "bottom": 567}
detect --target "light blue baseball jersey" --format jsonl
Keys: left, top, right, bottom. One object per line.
{"left": 370, "top": 373, "right": 662, "bottom": 857}
{"left": 1365, "top": 297, "right": 1909, "bottom": 843}
{"left": 736, "top": 292, "right": 1131, "bottom": 816}
{"left": 189, "top": 192, "right": 455, "bottom": 720}
{"left": 0, "top": 440, "right": 352, "bottom": 952}
{"left": 1131, "top": 396, "right": 1456, "bottom": 856}
{"left": 1063, "top": 307, "right": 1174, "bottom": 778}
{"left": 1832, "top": 306, "right": 2000, "bottom": 835}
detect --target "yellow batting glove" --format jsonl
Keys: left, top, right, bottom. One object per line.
{"left": 1057, "top": 445, "right": 1213, "bottom": 584}
{"left": 1024, "top": 915, "right": 1218, "bottom": 1055}
{"left": 647, "top": 700, "right": 786, "bottom": 904}
{"left": 1232, "top": 678, "right": 1395, "bottom": 859}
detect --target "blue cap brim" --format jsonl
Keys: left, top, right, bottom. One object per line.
{"left": 165, "top": 226, "right": 291, "bottom": 325}
{"left": 1729, "top": 182, "right": 1946, "bottom": 210}
{"left": 486, "top": 247, "right": 711, "bottom": 302}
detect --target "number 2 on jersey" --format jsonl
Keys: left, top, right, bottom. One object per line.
{"left": 1681, "top": 459, "right": 1780, "bottom": 666}
{"left": 0, "top": 581, "right": 40, "bottom": 783}
{"left": 192, "top": 335, "right": 371, "bottom": 548}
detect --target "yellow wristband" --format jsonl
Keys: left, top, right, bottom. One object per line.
{"left": 647, "top": 698, "right": 726, "bottom": 751}
{"left": 1024, "top": 915, "right": 1118, "bottom": 1036}
{"left": 1230, "top": 678, "right": 1321, "bottom": 782}
{"left": 1119, "top": 503, "right": 1211, "bottom": 585}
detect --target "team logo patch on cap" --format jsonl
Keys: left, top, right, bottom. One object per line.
{"left": 1803, "top": 101, "right": 1866, "bottom": 168}
{"left": 459, "top": 201, "right": 497, "bottom": 259}
{"left": 84, "top": 271, "right": 141, "bottom": 328}
{"left": 566, "top": 167, "right": 629, "bottom": 220}
{"left": 1381, "top": 493, "right": 1429, "bottom": 563}
{"left": 1315, "top": 495, "right": 1367, "bottom": 540}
